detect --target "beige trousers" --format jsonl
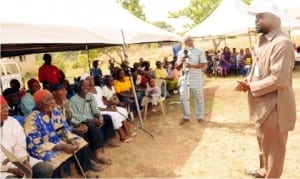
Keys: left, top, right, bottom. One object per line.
{"left": 256, "top": 109, "right": 288, "bottom": 178}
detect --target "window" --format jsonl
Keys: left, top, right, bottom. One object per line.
{"left": 5, "top": 63, "right": 19, "bottom": 74}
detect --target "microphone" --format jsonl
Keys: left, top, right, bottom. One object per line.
{"left": 182, "top": 49, "right": 190, "bottom": 74}
{"left": 183, "top": 49, "right": 189, "bottom": 58}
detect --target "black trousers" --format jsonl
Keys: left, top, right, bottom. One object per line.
{"left": 84, "top": 122, "right": 102, "bottom": 151}
{"left": 102, "top": 114, "right": 116, "bottom": 140}
{"left": 52, "top": 146, "right": 92, "bottom": 178}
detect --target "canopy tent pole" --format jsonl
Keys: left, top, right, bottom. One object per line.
{"left": 120, "top": 29, "right": 154, "bottom": 137}
{"left": 86, "top": 45, "right": 91, "bottom": 73}
{"left": 248, "top": 28, "right": 253, "bottom": 48}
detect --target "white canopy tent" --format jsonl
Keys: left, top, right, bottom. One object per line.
{"left": 187, "top": 0, "right": 300, "bottom": 38}
{"left": 187, "top": 0, "right": 254, "bottom": 38}
{"left": 0, "top": 0, "right": 180, "bottom": 57}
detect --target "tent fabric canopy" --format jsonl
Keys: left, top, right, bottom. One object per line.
{"left": 187, "top": 0, "right": 300, "bottom": 38}
{"left": 0, "top": 0, "right": 180, "bottom": 57}
{"left": 187, "top": 0, "right": 254, "bottom": 38}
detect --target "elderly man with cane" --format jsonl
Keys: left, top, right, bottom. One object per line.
{"left": 236, "top": 1, "right": 296, "bottom": 178}
{"left": 177, "top": 36, "right": 207, "bottom": 125}
{"left": 24, "top": 89, "right": 103, "bottom": 178}
{"left": 0, "top": 95, "right": 54, "bottom": 178}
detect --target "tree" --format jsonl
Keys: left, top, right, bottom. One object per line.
{"left": 151, "top": 21, "right": 175, "bottom": 33}
{"left": 168, "top": 0, "right": 221, "bottom": 30}
{"left": 168, "top": 0, "right": 252, "bottom": 31}
{"left": 116, "top": 0, "right": 146, "bottom": 21}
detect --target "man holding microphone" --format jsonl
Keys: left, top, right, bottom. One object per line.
{"left": 177, "top": 36, "right": 207, "bottom": 125}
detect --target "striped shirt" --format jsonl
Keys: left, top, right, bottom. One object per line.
{"left": 69, "top": 93, "right": 101, "bottom": 125}
{"left": 178, "top": 48, "right": 207, "bottom": 88}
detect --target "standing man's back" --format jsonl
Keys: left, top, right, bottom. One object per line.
{"left": 38, "top": 53, "right": 62, "bottom": 89}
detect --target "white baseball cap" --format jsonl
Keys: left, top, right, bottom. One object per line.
{"left": 80, "top": 73, "right": 91, "bottom": 81}
{"left": 248, "top": 0, "right": 283, "bottom": 18}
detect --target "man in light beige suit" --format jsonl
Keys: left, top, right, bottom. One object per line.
{"left": 235, "top": 1, "right": 297, "bottom": 178}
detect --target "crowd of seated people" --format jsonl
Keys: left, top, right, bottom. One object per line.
{"left": 3, "top": 49, "right": 252, "bottom": 177}
{"left": 1, "top": 52, "right": 187, "bottom": 177}
{"left": 204, "top": 47, "right": 253, "bottom": 77}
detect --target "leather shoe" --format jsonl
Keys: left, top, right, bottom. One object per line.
{"left": 85, "top": 170, "right": 100, "bottom": 178}
{"left": 179, "top": 119, "right": 189, "bottom": 126}
{"left": 244, "top": 169, "right": 265, "bottom": 178}
{"left": 90, "top": 160, "right": 107, "bottom": 172}
{"left": 94, "top": 157, "right": 112, "bottom": 165}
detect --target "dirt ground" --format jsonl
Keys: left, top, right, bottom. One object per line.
{"left": 83, "top": 66, "right": 300, "bottom": 178}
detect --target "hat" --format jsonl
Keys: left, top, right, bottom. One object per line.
{"left": 50, "top": 84, "right": 65, "bottom": 92}
{"left": 80, "top": 73, "right": 91, "bottom": 81}
{"left": 3, "top": 88, "right": 19, "bottom": 97}
{"left": 33, "top": 89, "right": 51, "bottom": 103}
{"left": 248, "top": 0, "right": 283, "bottom": 18}
{"left": 0, "top": 95, "right": 7, "bottom": 106}
{"left": 27, "top": 78, "right": 39, "bottom": 87}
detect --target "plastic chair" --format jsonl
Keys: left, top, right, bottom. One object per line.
{"left": 143, "top": 79, "right": 166, "bottom": 121}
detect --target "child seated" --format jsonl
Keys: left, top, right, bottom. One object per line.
{"left": 141, "top": 78, "right": 161, "bottom": 112}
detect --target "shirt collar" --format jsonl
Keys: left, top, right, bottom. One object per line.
{"left": 262, "top": 27, "right": 281, "bottom": 42}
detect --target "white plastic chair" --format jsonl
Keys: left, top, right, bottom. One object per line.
{"left": 143, "top": 79, "right": 166, "bottom": 121}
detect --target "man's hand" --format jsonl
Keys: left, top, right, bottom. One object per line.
{"left": 94, "top": 118, "right": 104, "bottom": 128}
{"left": 74, "top": 124, "right": 88, "bottom": 134}
{"left": 8, "top": 167, "right": 25, "bottom": 177}
{"left": 186, "top": 63, "right": 192, "bottom": 68}
{"left": 22, "top": 159, "right": 31, "bottom": 170}
{"left": 60, "top": 144, "right": 79, "bottom": 154}
{"left": 235, "top": 80, "right": 250, "bottom": 92}
{"left": 55, "top": 143, "right": 78, "bottom": 154}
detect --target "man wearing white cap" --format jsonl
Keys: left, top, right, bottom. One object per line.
{"left": 235, "top": 1, "right": 296, "bottom": 178}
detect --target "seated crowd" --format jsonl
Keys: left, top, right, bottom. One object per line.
{"left": 1, "top": 48, "right": 254, "bottom": 177}
{"left": 204, "top": 46, "right": 253, "bottom": 77}
{"left": 0, "top": 53, "right": 181, "bottom": 178}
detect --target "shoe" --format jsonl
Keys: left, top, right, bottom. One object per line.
{"left": 103, "top": 140, "right": 120, "bottom": 148}
{"left": 179, "top": 119, "right": 189, "bottom": 126}
{"left": 197, "top": 118, "right": 204, "bottom": 123}
{"left": 121, "top": 138, "right": 133, "bottom": 143}
{"left": 94, "top": 157, "right": 112, "bottom": 165}
{"left": 244, "top": 169, "right": 265, "bottom": 178}
{"left": 90, "top": 160, "right": 107, "bottom": 172}
{"left": 130, "top": 132, "right": 137, "bottom": 137}
{"left": 85, "top": 170, "right": 100, "bottom": 178}
{"left": 128, "top": 112, "right": 134, "bottom": 121}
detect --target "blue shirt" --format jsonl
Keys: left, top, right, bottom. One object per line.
{"left": 25, "top": 109, "right": 72, "bottom": 165}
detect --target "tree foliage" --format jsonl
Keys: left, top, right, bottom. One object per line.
{"left": 116, "top": 0, "right": 146, "bottom": 21}
{"left": 169, "top": 0, "right": 252, "bottom": 31}
{"left": 151, "top": 21, "right": 175, "bottom": 33}
{"left": 168, "top": 0, "right": 221, "bottom": 30}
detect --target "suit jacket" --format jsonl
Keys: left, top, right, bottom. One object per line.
{"left": 246, "top": 28, "right": 296, "bottom": 132}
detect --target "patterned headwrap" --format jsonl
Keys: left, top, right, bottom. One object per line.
{"left": 33, "top": 89, "right": 51, "bottom": 103}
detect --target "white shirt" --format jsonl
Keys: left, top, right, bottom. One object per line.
{"left": 93, "top": 86, "right": 107, "bottom": 109}
{"left": 102, "top": 85, "right": 116, "bottom": 101}
{"left": 0, "top": 117, "right": 41, "bottom": 177}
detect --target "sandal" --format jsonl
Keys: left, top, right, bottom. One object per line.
{"left": 179, "top": 119, "right": 189, "bottom": 126}
{"left": 103, "top": 141, "right": 120, "bottom": 148}
{"left": 130, "top": 132, "right": 137, "bottom": 137}
{"left": 94, "top": 157, "right": 112, "bottom": 165}
{"left": 122, "top": 138, "right": 133, "bottom": 143}
{"left": 244, "top": 169, "right": 265, "bottom": 178}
